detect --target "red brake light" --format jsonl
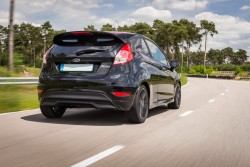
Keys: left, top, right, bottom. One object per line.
{"left": 112, "top": 92, "right": 131, "bottom": 97}
{"left": 113, "top": 43, "right": 133, "bottom": 66}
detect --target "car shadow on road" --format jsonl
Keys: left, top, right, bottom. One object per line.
{"left": 21, "top": 107, "right": 169, "bottom": 126}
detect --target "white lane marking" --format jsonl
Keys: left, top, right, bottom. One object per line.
{"left": 179, "top": 111, "right": 193, "bottom": 117}
{"left": 220, "top": 93, "right": 225, "bottom": 96}
{"left": 208, "top": 99, "right": 215, "bottom": 103}
{"left": 0, "top": 108, "right": 39, "bottom": 116}
{"left": 71, "top": 145, "right": 125, "bottom": 167}
{"left": 225, "top": 89, "right": 229, "bottom": 92}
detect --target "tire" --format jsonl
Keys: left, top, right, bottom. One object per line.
{"left": 126, "top": 85, "right": 149, "bottom": 123}
{"left": 40, "top": 106, "right": 66, "bottom": 118}
{"left": 168, "top": 83, "right": 181, "bottom": 109}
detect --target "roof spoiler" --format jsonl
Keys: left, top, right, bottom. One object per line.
{"left": 53, "top": 31, "right": 127, "bottom": 46}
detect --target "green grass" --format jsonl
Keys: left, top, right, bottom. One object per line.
{"left": 180, "top": 73, "right": 188, "bottom": 86}
{"left": 0, "top": 66, "right": 41, "bottom": 77}
{"left": 0, "top": 84, "right": 39, "bottom": 113}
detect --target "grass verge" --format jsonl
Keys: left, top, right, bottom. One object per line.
{"left": 0, "top": 66, "right": 40, "bottom": 77}
{"left": 181, "top": 73, "right": 187, "bottom": 86}
{"left": 0, "top": 84, "right": 39, "bottom": 113}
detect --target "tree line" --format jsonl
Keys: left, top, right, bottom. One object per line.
{"left": 0, "top": 19, "right": 248, "bottom": 70}
{"left": 0, "top": 22, "right": 65, "bottom": 68}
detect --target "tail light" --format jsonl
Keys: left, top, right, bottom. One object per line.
{"left": 112, "top": 91, "right": 131, "bottom": 97}
{"left": 42, "top": 47, "right": 53, "bottom": 66}
{"left": 113, "top": 43, "right": 133, "bottom": 66}
{"left": 37, "top": 89, "right": 44, "bottom": 95}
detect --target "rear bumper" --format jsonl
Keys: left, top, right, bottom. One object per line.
{"left": 39, "top": 89, "right": 135, "bottom": 111}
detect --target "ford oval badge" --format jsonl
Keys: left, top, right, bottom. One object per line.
{"left": 72, "top": 58, "right": 80, "bottom": 63}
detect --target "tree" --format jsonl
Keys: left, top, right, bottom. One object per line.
{"left": 200, "top": 20, "right": 218, "bottom": 73}
{"left": 190, "top": 51, "right": 204, "bottom": 65}
{"left": 41, "top": 21, "right": 53, "bottom": 54}
{"left": 233, "top": 49, "right": 248, "bottom": 65}
{"left": 179, "top": 19, "right": 201, "bottom": 70}
{"left": 0, "top": 25, "right": 8, "bottom": 65}
{"left": 8, "top": 0, "right": 15, "bottom": 71}
{"left": 131, "top": 22, "right": 154, "bottom": 39}
{"left": 84, "top": 25, "right": 97, "bottom": 31}
{"left": 117, "top": 25, "right": 132, "bottom": 32}
{"left": 153, "top": 20, "right": 173, "bottom": 56}
{"left": 101, "top": 23, "right": 116, "bottom": 31}
{"left": 221, "top": 47, "right": 234, "bottom": 64}
{"left": 207, "top": 49, "right": 224, "bottom": 65}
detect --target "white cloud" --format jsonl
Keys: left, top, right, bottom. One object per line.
{"left": 194, "top": 12, "right": 250, "bottom": 58}
{"left": 240, "top": 5, "right": 250, "bottom": 10}
{"left": 133, "top": 6, "right": 172, "bottom": 22}
{"left": 152, "top": 0, "right": 208, "bottom": 11}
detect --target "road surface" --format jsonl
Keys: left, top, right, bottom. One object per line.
{"left": 0, "top": 78, "right": 250, "bottom": 167}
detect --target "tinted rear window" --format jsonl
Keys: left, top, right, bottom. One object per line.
{"left": 52, "top": 33, "right": 124, "bottom": 53}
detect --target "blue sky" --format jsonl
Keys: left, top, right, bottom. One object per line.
{"left": 0, "top": 0, "right": 250, "bottom": 59}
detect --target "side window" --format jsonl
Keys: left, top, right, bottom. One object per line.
{"left": 129, "top": 37, "right": 150, "bottom": 57}
{"left": 145, "top": 39, "right": 170, "bottom": 66}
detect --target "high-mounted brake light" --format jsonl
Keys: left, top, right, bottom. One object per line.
{"left": 42, "top": 47, "right": 53, "bottom": 66}
{"left": 113, "top": 43, "right": 133, "bottom": 66}
{"left": 71, "top": 31, "right": 92, "bottom": 35}
{"left": 112, "top": 91, "right": 131, "bottom": 97}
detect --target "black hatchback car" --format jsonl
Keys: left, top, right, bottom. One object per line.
{"left": 38, "top": 31, "right": 181, "bottom": 123}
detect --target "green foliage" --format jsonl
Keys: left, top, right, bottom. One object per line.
{"left": 180, "top": 73, "right": 187, "bottom": 86}
{"left": 0, "top": 85, "right": 39, "bottom": 113}
{"left": 205, "top": 66, "right": 214, "bottom": 74}
{"left": 241, "top": 63, "right": 250, "bottom": 71}
{"left": 235, "top": 67, "right": 242, "bottom": 75}
{"left": 0, "top": 66, "right": 40, "bottom": 77}
{"left": 84, "top": 25, "right": 97, "bottom": 31}
{"left": 191, "top": 65, "right": 205, "bottom": 74}
{"left": 0, "top": 21, "right": 65, "bottom": 68}
{"left": 101, "top": 23, "right": 116, "bottom": 31}
{"left": 188, "top": 68, "right": 196, "bottom": 74}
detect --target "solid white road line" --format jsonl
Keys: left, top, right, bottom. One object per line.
{"left": 179, "top": 111, "right": 194, "bottom": 117}
{"left": 208, "top": 99, "right": 215, "bottom": 103}
{"left": 71, "top": 145, "right": 125, "bottom": 167}
{"left": 220, "top": 93, "right": 225, "bottom": 96}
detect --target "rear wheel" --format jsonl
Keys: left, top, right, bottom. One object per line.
{"left": 168, "top": 83, "right": 181, "bottom": 109}
{"left": 126, "top": 85, "right": 149, "bottom": 123}
{"left": 40, "top": 106, "right": 66, "bottom": 118}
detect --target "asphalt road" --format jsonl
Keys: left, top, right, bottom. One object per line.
{"left": 0, "top": 78, "right": 250, "bottom": 167}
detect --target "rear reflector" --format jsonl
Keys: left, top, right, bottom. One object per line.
{"left": 112, "top": 92, "right": 131, "bottom": 97}
{"left": 113, "top": 43, "right": 133, "bottom": 65}
{"left": 38, "top": 89, "right": 44, "bottom": 94}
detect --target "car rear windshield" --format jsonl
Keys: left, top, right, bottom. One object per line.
{"left": 52, "top": 32, "right": 124, "bottom": 54}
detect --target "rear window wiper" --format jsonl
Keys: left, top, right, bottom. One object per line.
{"left": 75, "top": 49, "right": 107, "bottom": 56}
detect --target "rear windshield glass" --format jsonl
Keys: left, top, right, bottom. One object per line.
{"left": 52, "top": 33, "right": 123, "bottom": 53}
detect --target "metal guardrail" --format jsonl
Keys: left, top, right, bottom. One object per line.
{"left": 0, "top": 77, "right": 38, "bottom": 85}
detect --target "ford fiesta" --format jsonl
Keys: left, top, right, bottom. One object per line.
{"left": 38, "top": 31, "right": 181, "bottom": 123}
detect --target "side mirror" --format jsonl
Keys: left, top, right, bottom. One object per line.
{"left": 170, "top": 60, "right": 180, "bottom": 69}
